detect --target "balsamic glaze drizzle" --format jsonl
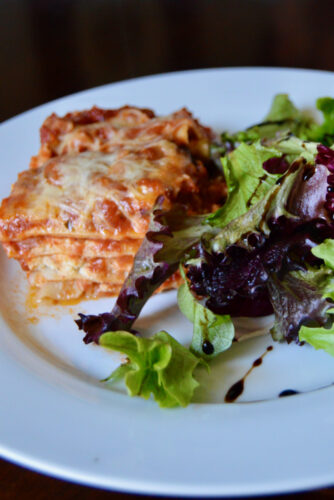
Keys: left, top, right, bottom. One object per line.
{"left": 278, "top": 389, "right": 300, "bottom": 397}
{"left": 224, "top": 345, "right": 273, "bottom": 403}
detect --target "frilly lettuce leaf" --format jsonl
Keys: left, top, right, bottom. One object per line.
{"left": 208, "top": 160, "right": 304, "bottom": 254}
{"left": 311, "top": 238, "right": 334, "bottom": 269}
{"left": 271, "top": 135, "right": 318, "bottom": 163}
{"left": 207, "top": 136, "right": 319, "bottom": 229}
{"left": 220, "top": 94, "right": 314, "bottom": 147}
{"left": 220, "top": 94, "right": 334, "bottom": 151}
{"left": 269, "top": 267, "right": 334, "bottom": 342}
{"left": 207, "top": 142, "right": 282, "bottom": 227}
{"left": 100, "top": 330, "right": 204, "bottom": 407}
{"left": 307, "top": 97, "right": 334, "bottom": 145}
{"left": 265, "top": 93, "right": 301, "bottom": 122}
{"left": 177, "top": 268, "right": 234, "bottom": 359}
{"left": 299, "top": 323, "right": 334, "bottom": 356}
{"left": 294, "top": 265, "right": 334, "bottom": 302}
{"left": 296, "top": 239, "right": 334, "bottom": 354}
{"left": 266, "top": 95, "right": 334, "bottom": 146}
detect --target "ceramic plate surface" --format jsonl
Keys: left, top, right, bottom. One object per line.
{"left": 1, "top": 68, "right": 334, "bottom": 497}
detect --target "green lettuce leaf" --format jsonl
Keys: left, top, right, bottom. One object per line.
{"left": 299, "top": 324, "right": 334, "bottom": 356}
{"left": 207, "top": 135, "right": 318, "bottom": 230}
{"left": 307, "top": 97, "right": 334, "bottom": 145}
{"left": 311, "top": 238, "right": 334, "bottom": 269}
{"left": 296, "top": 239, "right": 334, "bottom": 354}
{"left": 208, "top": 161, "right": 303, "bottom": 254}
{"left": 219, "top": 94, "right": 334, "bottom": 154}
{"left": 177, "top": 269, "right": 234, "bottom": 359}
{"left": 265, "top": 93, "right": 301, "bottom": 122}
{"left": 206, "top": 141, "right": 282, "bottom": 227}
{"left": 100, "top": 330, "right": 203, "bottom": 407}
{"left": 220, "top": 94, "right": 314, "bottom": 147}
{"left": 270, "top": 135, "right": 318, "bottom": 163}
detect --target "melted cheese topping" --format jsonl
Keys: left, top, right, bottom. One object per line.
{"left": 30, "top": 106, "right": 155, "bottom": 168}
{"left": 0, "top": 139, "right": 205, "bottom": 241}
{"left": 30, "top": 107, "right": 212, "bottom": 168}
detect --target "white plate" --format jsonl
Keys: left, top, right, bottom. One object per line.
{"left": 1, "top": 68, "right": 334, "bottom": 497}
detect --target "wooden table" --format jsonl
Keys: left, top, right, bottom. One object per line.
{"left": 0, "top": 0, "right": 333, "bottom": 497}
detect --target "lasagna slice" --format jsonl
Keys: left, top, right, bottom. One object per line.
{"left": 0, "top": 106, "right": 226, "bottom": 304}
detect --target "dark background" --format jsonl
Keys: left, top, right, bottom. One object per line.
{"left": 1, "top": 0, "right": 334, "bottom": 498}
{"left": 2, "top": 0, "right": 334, "bottom": 123}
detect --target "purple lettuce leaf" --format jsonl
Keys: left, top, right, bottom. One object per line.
{"left": 268, "top": 270, "right": 333, "bottom": 343}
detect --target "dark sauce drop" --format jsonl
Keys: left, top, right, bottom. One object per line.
{"left": 252, "top": 357, "right": 262, "bottom": 367}
{"left": 302, "top": 164, "right": 316, "bottom": 181}
{"left": 279, "top": 389, "right": 300, "bottom": 397}
{"left": 224, "top": 345, "right": 274, "bottom": 403}
{"left": 224, "top": 379, "right": 244, "bottom": 403}
{"left": 202, "top": 340, "right": 214, "bottom": 355}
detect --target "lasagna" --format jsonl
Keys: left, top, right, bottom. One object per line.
{"left": 0, "top": 106, "right": 226, "bottom": 303}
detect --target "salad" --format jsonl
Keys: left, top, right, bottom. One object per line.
{"left": 76, "top": 94, "right": 334, "bottom": 408}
